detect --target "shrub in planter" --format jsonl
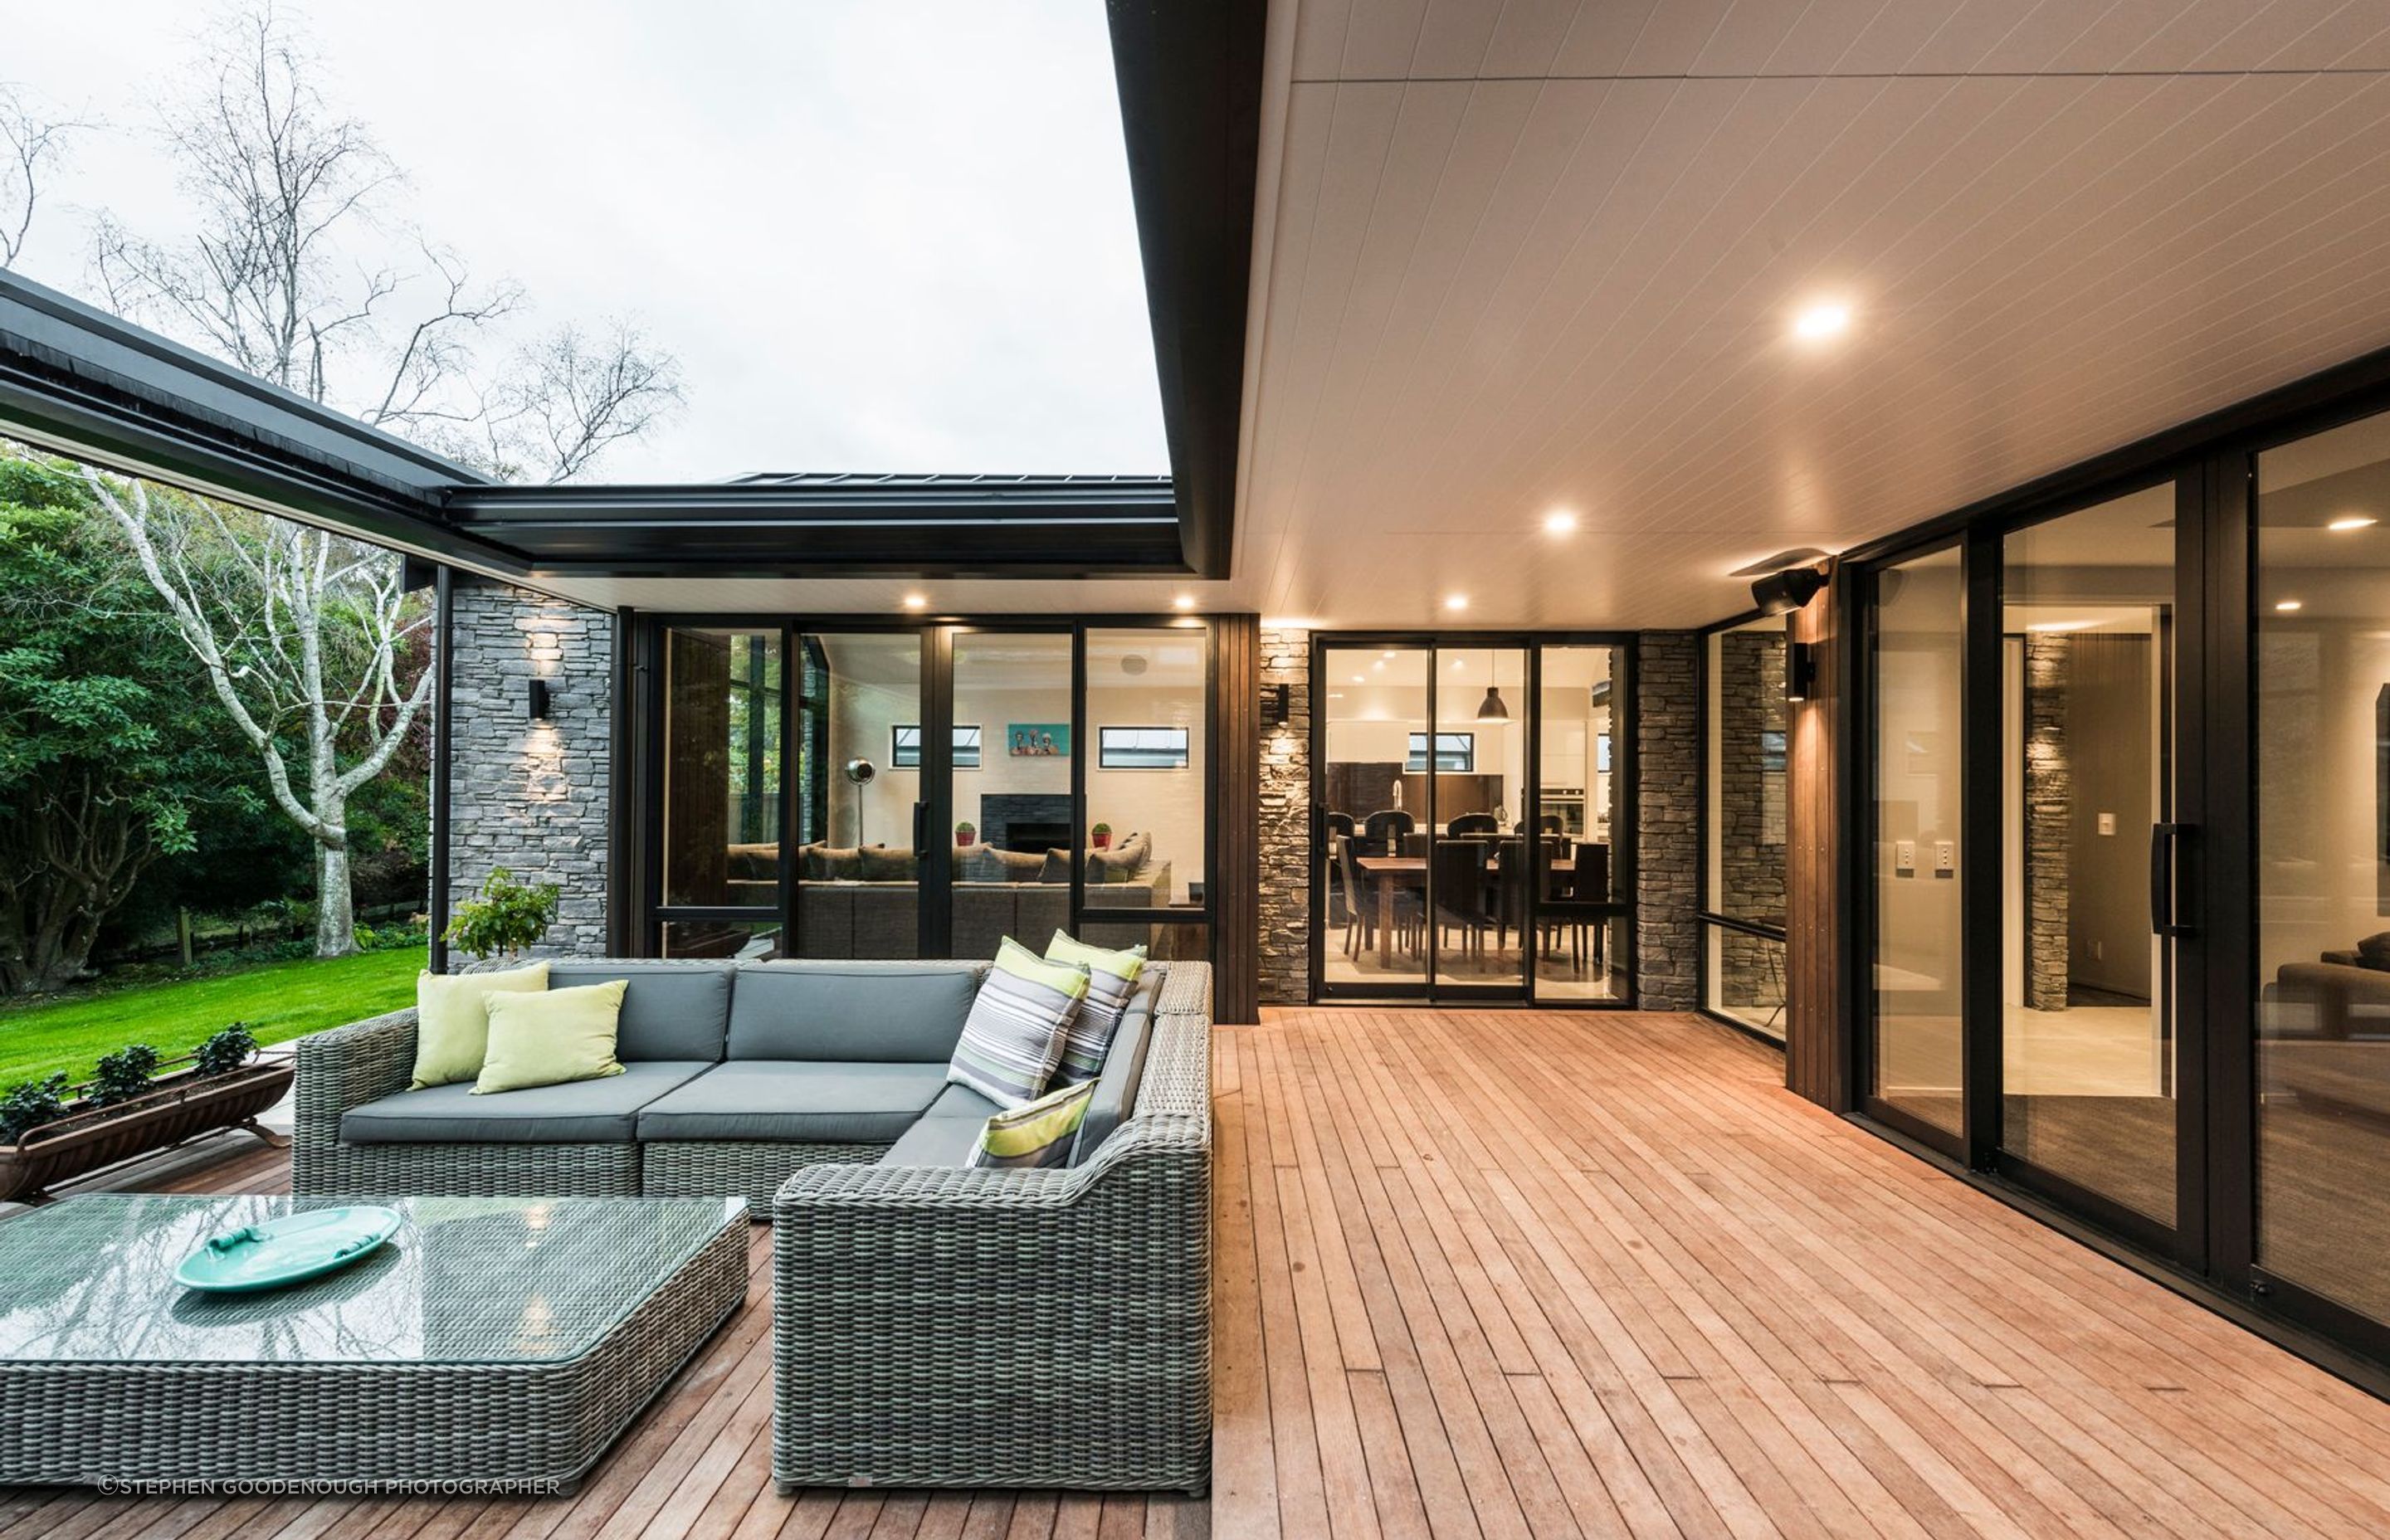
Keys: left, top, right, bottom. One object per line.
{"left": 0, "top": 1074, "right": 71, "bottom": 1144}
{"left": 1091, "top": 822, "right": 1114, "bottom": 850}
{"left": 443, "top": 867, "right": 562, "bottom": 962}
{"left": 193, "top": 1023, "right": 259, "bottom": 1079}
{"left": 955, "top": 821, "right": 977, "bottom": 847}
{"left": 90, "top": 1045, "right": 163, "bottom": 1107}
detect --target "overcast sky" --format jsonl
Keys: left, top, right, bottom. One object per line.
{"left": 5, "top": 2, "right": 1167, "bottom": 481}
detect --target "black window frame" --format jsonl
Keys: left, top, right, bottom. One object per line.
{"left": 1098, "top": 724, "right": 1193, "bottom": 769}
{"left": 1403, "top": 730, "right": 1475, "bottom": 773}
{"left": 891, "top": 724, "right": 983, "bottom": 769}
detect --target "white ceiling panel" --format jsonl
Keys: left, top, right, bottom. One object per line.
{"left": 556, "top": 0, "right": 2390, "bottom": 631}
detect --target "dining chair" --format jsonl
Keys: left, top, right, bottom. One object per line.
{"left": 1431, "top": 838, "right": 1491, "bottom": 962}
{"left": 1446, "top": 811, "right": 1497, "bottom": 836}
{"left": 1362, "top": 808, "right": 1415, "bottom": 851}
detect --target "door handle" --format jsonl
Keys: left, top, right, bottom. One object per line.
{"left": 2149, "top": 821, "right": 2195, "bottom": 938}
{"left": 913, "top": 800, "right": 929, "bottom": 855}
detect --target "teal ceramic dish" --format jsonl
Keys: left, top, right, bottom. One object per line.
{"left": 174, "top": 1205, "right": 403, "bottom": 1294}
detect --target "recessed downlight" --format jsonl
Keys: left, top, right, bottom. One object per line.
{"left": 1445, "top": 594, "right": 1469, "bottom": 612}
{"left": 2276, "top": 599, "right": 2305, "bottom": 612}
{"left": 1173, "top": 592, "right": 1197, "bottom": 610}
{"left": 902, "top": 593, "right": 927, "bottom": 611}
{"left": 1792, "top": 300, "right": 1852, "bottom": 341}
{"left": 1544, "top": 509, "right": 1578, "bottom": 535}
{"left": 2330, "top": 515, "right": 2378, "bottom": 532}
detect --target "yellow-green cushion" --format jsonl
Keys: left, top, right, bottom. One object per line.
{"left": 969, "top": 1078, "right": 1097, "bottom": 1169}
{"left": 411, "top": 962, "right": 550, "bottom": 1089}
{"left": 474, "top": 980, "right": 630, "bottom": 1095}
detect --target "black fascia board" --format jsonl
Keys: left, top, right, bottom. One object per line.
{"left": 442, "top": 478, "right": 1189, "bottom": 576}
{"left": 0, "top": 269, "right": 528, "bottom": 570}
{"left": 1105, "top": 0, "right": 1266, "bottom": 582}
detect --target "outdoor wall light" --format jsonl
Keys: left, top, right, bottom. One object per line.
{"left": 1260, "top": 683, "right": 1291, "bottom": 729}
{"left": 1785, "top": 640, "right": 1820, "bottom": 702}
{"left": 528, "top": 678, "right": 554, "bottom": 721}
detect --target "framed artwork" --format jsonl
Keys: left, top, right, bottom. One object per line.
{"left": 1007, "top": 724, "right": 1071, "bottom": 758}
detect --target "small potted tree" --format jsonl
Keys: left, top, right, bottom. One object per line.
{"left": 0, "top": 1022, "right": 290, "bottom": 1206}
{"left": 442, "top": 867, "right": 563, "bottom": 966}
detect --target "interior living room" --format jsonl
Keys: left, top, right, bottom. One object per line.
{"left": 9, "top": 0, "right": 2390, "bottom": 1533}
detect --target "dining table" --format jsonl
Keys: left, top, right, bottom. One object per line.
{"left": 1352, "top": 850, "right": 1575, "bottom": 967}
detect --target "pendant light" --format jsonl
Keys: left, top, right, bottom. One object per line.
{"left": 1475, "top": 649, "right": 1510, "bottom": 723}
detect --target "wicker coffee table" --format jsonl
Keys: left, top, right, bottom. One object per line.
{"left": 0, "top": 1192, "right": 747, "bottom": 1493}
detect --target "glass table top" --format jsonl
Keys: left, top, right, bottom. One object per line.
{"left": 0, "top": 1194, "right": 744, "bottom": 1365}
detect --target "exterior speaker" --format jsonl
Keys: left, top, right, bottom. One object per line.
{"left": 1751, "top": 565, "right": 1826, "bottom": 616}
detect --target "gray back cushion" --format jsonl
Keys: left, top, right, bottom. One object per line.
{"left": 544, "top": 959, "right": 734, "bottom": 1062}
{"left": 728, "top": 962, "right": 988, "bottom": 1061}
{"left": 1072, "top": 974, "right": 1159, "bottom": 1163}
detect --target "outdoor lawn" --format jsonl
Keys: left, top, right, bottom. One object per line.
{"left": 0, "top": 948, "right": 418, "bottom": 1089}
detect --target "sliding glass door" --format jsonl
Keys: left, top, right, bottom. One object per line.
{"left": 1999, "top": 486, "right": 2183, "bottom": 1235}
{"left": 1313, "top": 634, "right": 1633, "bottom": 1006}
{"left": 647, "top": 617, "right": 1212, "bottom": 969}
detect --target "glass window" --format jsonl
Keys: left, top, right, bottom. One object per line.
{"left": 799, "top": 632, "right": 923, "bottom": 959}
{"left": 1322, "top": 646, "right": 1430, "bottom": 990}
{"left": 1405, "top": 732, "right": 1475, "bottom": 772}
{"left": 1705, "top": 615, "right": 1789, "bottom": 1038}
{"left": 890, "top": 725, "right": 982, "bottom": 769}
{"left": 2256, "top": 406, "right": 2390, "bottom": 1320}
{"left": 1871, "top": 547, "right": 1966, "bottom": 1137}
{"left": 1085, "top": 628, "right": 1206, "bottom": 912}
{"left": 952, "top": 632, "right": 1076, "bottom": 955}
{"left": 661, "top": 628, "right": 782, "bottom": 909}
{"left": 1098, "top": 726, "right": 1191, "bottom": 769}
{"left": 1530, "top": 645, "right": 1625, "bottom": 1001}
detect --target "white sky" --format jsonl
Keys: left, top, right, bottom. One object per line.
{"left": 4, "top": 1, "right": 1168, "bottom": 481}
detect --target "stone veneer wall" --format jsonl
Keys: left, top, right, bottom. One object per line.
{"left": 446, "top": 583, "right": 614, "bottom": 959}
{"left": 1636, "top": 631, "right": 1701, "bottom": 1011}
{"left": 2023, "top": 632, "right": 2070, "bottom": 1009}
{"left": 1257, "top": 627, "right": 1313, "bottom": 1004}
{"left": 1715, "top": 630, "right": 1788, "bottom": 1011}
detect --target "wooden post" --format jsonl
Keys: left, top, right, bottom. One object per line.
{"left": 177, "top": 909, "right": 193, "bottom": 967}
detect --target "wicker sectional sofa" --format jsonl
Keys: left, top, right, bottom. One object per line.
{"left": 293, "top": 954, "right": 1213, "bottom": 1494}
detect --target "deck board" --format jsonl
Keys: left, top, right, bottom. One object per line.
{"left": 9, "top": 1006, "right": 2390, "bottom": 1538}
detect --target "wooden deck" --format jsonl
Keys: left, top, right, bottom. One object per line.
{"left": 12, "top": 1006, "right": 2390, "bottom": 1538}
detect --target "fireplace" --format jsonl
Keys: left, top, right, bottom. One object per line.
{"left": 1001, "top": 821, "right": 1072, "bottom": 854}
{"left": 978, "top": 795, "right": 1073, "bottom": 854}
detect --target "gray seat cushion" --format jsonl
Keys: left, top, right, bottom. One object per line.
{"left": 1073, "top": 977, "right": 1159, "bottom": 1164}
{"left": 726, "top": 962, "right": 986, "bottom": 1060}
{"left": 635, "top": 1061, "right": 951, "bottom": 1143}
{"left": 919, "top": 1081, "right": 1002, "bottom": 1123}
{"left": 341, "top": 1061, "right": 712, "bottom": 1145}
{"left": 879, "top": 1113, "right": 987, "bottom": 1167}
{"left": 545, "top": 960, "right": 733, "bottom": 1061}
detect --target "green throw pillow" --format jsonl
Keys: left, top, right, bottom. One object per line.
{"left": 946, "top": 938, "right": 1089, "bottom": 1108}
{"left": 1044, "top": 931, "right": 1146, "bottom": 1085}
{"left": 411, "top": 962, "right": 550, "bottom": 1089}
{"left": 969, "top": 1078, "right": 1097, "bottom": 1169}
{"left": 474, "top": 980, "right": 630, "bottom": 1094}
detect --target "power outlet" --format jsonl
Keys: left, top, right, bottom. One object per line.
{"left": 2097, "top": 811, "right": 2117, "bottom": 836}
{"left": 1934, "top": 841, "right": 1956, "bottom": 875}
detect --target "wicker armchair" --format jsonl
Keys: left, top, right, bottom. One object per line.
{"left": 771, "top": 963, "right": 1212, "bottom": 1495}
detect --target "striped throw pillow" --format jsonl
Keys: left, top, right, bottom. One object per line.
{"left": 968, "top": 1079, "right": 1098, "bottom": 1169}
{"left": 946, "top": 938, "right": 1090, "bottom": 1108}
{"left": 1044, "top": 931, "right": 1147, "bottom": 1086}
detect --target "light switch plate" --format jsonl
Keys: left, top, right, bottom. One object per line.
{"left": 1934, "top": 841, "right": 1956, "bottom": 873}
{"left": 1895, "top": 840, "right": 1916, "bottom": 873}
{"left": 2097, "top": 811, "right": 2116, "bottom": 836}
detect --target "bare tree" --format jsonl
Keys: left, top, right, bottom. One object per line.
{"left": 80, "top": 472, "right": 431, "bottom": 959}
{"left": 1, "top": 85, "right": 86, "bottom": 269}
{"left": 75, "top": 4, "right": 682, "bottom": 956}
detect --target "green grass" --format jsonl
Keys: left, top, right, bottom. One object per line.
{"left": 0, "top": 948, "right": 419, "bottom": 1089}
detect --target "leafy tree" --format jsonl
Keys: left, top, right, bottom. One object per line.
{"left": 0, "top": 453, "right": 251, "bottom": 993}
{"left": 75, "top": 6, "right": 680, "bottom": 958}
